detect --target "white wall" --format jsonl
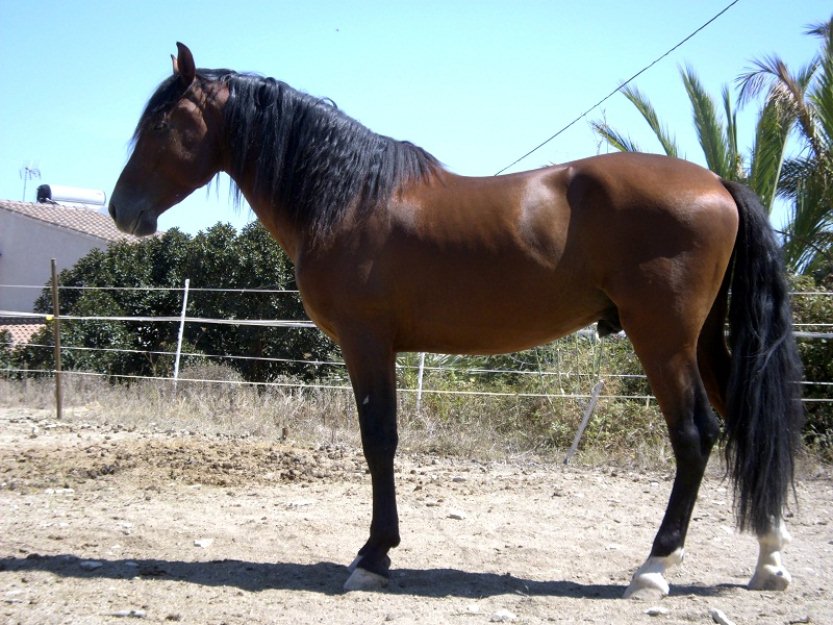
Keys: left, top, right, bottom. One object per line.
{"left": 0, "top": 211, "right": 109, "bottom": 313}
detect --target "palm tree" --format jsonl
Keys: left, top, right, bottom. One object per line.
{"left": 592, "top": 17, "right": 833, "bottom": 276}
{"left": 737, "top": 17, "right": 833, "bottom": 277}
{"left": 592, "top": 66, "right": 789, "bottom": 209}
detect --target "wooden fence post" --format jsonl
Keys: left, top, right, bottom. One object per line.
{"left": 563, "top": 378, "right": 605, "bottom": 465}
{"left": 50, "top": 258, "right": 63, "bottom": 420}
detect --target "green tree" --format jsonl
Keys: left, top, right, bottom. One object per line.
{"left": 592, "top": 18, "right": 833, "bottom": 275}
{"left": 590, "top": 28, "right": 833, "bottom": 450}
{"left": 789, "top": 275, "right": 833, "bottom": 458}
{"left": 13, "top": 223, "right": 336, "bottom": 383}
{"left": 591, "top": 65, "right": 788, "bottom": 205}
{"left": 0, "top": 329, "right": 12, "bottom": 370}
{"left": 180, "top": 222, "right": 334, "bottom": 381}
{"left": 737, "top": 17, "right": 833, "bottom": 277}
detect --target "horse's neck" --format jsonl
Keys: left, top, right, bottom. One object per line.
{"left": 215, "top": 110, "right": 304, "bottom": 261}
{"left": 236, "top": 181, "right": 304, "bottom": 262}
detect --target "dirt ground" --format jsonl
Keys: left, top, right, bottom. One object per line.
{"left": 0, "top": 407, "right": 831, "bottom": 625}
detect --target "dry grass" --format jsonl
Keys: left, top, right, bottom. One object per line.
{"left": 0, "top": 364, "right": 677, "bottom": 471}
{"left": 5, "top": 368, "right": 829, "bottom": 479}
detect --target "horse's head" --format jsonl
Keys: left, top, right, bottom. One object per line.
{"left": 110, "top": 43, "right": 226, "bottom": 235}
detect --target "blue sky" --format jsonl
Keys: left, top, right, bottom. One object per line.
{"left": 0, "top": 0, "right": 829, "bottom": 234}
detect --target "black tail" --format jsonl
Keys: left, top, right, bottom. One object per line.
{"left": 721, "top": 179, "right": 804, "bottom": 535}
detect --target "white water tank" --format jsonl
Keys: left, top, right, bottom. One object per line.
{"left": 36, "top": 184, "right": 107, "bottom": 208}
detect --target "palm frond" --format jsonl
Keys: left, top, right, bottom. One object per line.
{"left": 748, "top": 98, "right": 792, "bottom": 211}
{"left": 620, "top": 85, "right": 679, "bottom": 157}
{"left": 805, "top": 18, "right": 832, "bottom": 39}
{"left": 780, "top": 173, "right": 833, "bottom": 274}
{"left": 737, "top": 56, "right": 789, "bottom": 105}
{"left": 738, "top": 54, "right": 822, "bottom": 159}
{"left": 778, "top": 156, "right": 818, "bottom": 199}
{"left": 590, "top": 120, "right": 641, "bottom": 153}
{"left": 807, "top": 18, "right": 833, "bottom": 161}
{"left": 722, "top": 85, "right": 743, "bottom": 180}
{"left": 681, "top": 66, "right": 729, "bottom": 176}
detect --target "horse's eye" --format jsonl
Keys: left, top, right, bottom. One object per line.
{"left": 153, "top": 119, "right": 170, "bottom": 132}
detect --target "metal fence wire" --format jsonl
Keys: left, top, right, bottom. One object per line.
{"left": 1, "top": 282, "right": 831, "bottom": 405}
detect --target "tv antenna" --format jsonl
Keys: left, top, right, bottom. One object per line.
{"left": 19, "top": 163, "right": 42, "bottom": 201}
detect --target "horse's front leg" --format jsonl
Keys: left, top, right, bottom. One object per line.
{"left": 340, "top": 334, "right": 400, "bottom": 591}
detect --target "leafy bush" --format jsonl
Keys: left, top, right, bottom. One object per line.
{"left": 790, "top": 276, "right": 833, "bottom": 458}
{"left": 395, "top": 333, "right": 665, "bottom": 458}
{"left": 11, "top": 223, "right": 337, "bottom": 383}
{"left": 0, "top": 329, "right": 12, "bottom": 369}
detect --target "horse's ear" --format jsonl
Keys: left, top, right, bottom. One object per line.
{"left": 172, "top": 42, "right": 196, "bottom": 87}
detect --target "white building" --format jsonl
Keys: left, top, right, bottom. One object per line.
{"left": 0, "top": 196, "right": 143, "bottom": 319}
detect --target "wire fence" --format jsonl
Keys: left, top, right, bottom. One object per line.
{"left": 1, "top": 282, "right": 832, "bottom": 405}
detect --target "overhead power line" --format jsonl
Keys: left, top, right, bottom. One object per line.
{"left": 494, "top": 0, "right": 743, "bottom": 175}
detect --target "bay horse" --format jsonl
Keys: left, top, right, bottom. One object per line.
{"left": 110, "top": 43, "right": 803, "bottom": 598}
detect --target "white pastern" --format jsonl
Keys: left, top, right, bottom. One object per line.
{"left": 748, "top": 520, "right": 792, "bottom": 591}
{"left": 623, "top": 548, "right": 684, "bottom": 599}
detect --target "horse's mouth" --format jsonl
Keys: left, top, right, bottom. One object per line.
{"left": 110, "top": 202, "right": 158, "bottom": 237}
{"left": 129, "top": 211, "right": 159, "bottom": 236}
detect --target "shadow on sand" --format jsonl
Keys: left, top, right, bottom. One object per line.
{"left": 1, "top": 553, "right": 740, "bottom": 599}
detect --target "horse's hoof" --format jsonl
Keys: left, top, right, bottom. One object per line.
{"left": 623, "top": 549, "right": 682, "bottom": 600}
{"left": 748, "top": 565, "right": 791, "bottom": 591}
{"left": 623, "top": 574, "right": 669, "bottom": 600}
{"left": 343, "top": 566, "right": 389, "bottom": 591}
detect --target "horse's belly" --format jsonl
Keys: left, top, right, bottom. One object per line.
{"left": 395, "top": 279, "right": 607, "bottom": 354}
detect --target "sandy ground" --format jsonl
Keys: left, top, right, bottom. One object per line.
{"left": 0, "top": 408, "right": 831, "bottom": 625}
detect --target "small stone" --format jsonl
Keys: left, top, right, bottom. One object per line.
{"left": 645, "top": 606, "right": 669, "bottom": 616}
{"left": 448, "top": 511, "right": 466, "bottom": 520}
{"left": 490, "top": 609, "right": 517, "bottom": 623}
{"left": 709, "top": 607, "right": 736, "bottom": 625}
{"left": 194, "top": 538, "right": 214, "bottom": 548}
{"left": 111, "top": 609, "right": 147, "bottom": 618}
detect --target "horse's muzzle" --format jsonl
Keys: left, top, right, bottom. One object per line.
{"left": 109, "top": 197, "right": 157, "bottom": 236}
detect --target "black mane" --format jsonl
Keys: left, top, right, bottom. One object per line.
{"left": 136, "top": 70, "right": 442, "bottom": 238}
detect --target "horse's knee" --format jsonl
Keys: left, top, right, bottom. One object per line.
{"left": 358, "top": 401, "right": 398, "bottom": 461}
{"left": 360, "top": 431, "right": 398, "bottom": 472}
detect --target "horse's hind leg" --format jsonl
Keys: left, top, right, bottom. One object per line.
{"left": 622, "top": 318, "right": 721, "bottom": 599}
{"left": 696, "top": 286, "right": 730, "bottom": 418}
{"left": 697, "top": 295, "right": 793, "bottom": 591}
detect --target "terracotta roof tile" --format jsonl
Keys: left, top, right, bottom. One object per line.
{"left": 0, "top": 322, "right": 44, "bottom": 346}
{"left": 0, "top": 199, "right": 147, "bottom": 242}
